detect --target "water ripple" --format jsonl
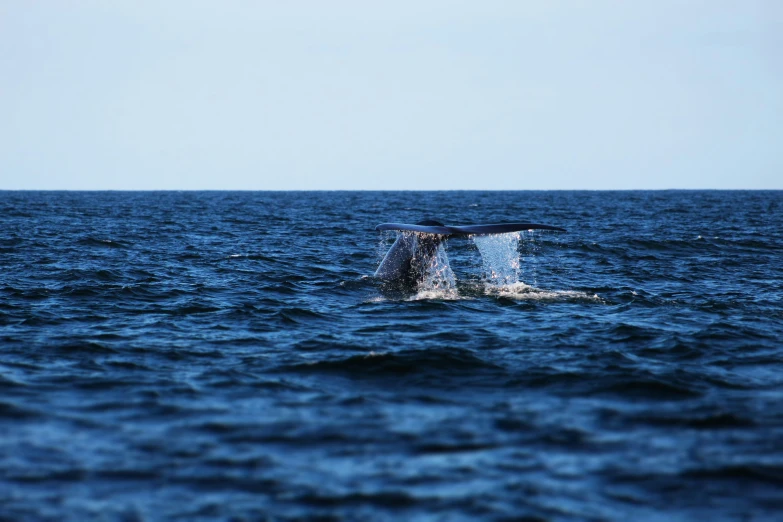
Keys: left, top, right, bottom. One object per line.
{"left": 1, "top": 190, "right": 781, "bottom": 521}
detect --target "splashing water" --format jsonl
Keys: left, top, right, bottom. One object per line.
{"left": 472, "top": 232, "right": 521, "bottom": 286}
{"left": 377, "top": 230, "right": 588, "bottom": 302}
{"left": 410, "top": 234, "right": 457, "bottom": 299}
{"left": 470, "top": 232, "right": 598, "bottom": 301}
{"left": 377, "top": 231, "right": 397, "bottom": 261}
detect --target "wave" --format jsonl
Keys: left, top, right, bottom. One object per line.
{"left": 76, "top": 237, "right": 132, "bottom": 249}
{"left": 279, "top": 348, "right": 503, "bottom": 379}
{"left": 372, "top": 282, "right": 602, "bottom": 303}
{"left": 477, "top": 282, "right": 603, "bottom": 302}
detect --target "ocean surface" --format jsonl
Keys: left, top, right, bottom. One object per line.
{"left": 1, "top": 190, "right": 781, "bottom": 521}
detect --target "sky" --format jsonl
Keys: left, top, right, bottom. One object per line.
{"left": 1, "top": 1, "right": 780, "bottom": 190}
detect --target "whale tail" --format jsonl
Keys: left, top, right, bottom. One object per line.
{"left": 374, "top": 220, "right": 446, "bottom": 286}
{"left": 373, "top": 219, "right": 566, "bottom": 286}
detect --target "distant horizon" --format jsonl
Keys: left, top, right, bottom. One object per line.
{"left": 3, "top": 188, "right": 781, "bottom": 192}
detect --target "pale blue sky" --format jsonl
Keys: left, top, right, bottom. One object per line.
{"left": 1, "top": 1, "right": 780, "bottom": 190}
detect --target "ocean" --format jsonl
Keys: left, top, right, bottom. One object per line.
{"left": 1, "top": 190, "right": 781, "bottom": 521}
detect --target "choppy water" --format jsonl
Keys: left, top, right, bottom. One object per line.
{"left": 1, "top": 190, "right": 782, "bottom": 521}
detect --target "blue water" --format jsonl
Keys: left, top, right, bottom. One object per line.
{"left": 1, "top": 190, "right": 782, "bottom": 521}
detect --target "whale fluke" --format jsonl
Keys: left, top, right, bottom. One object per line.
{"left": 374, "top": 219, "right": 566, "bottom": 287}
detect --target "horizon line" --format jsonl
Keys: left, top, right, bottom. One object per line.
{"left": 1, "top": 188, "right": 781, "bottom": 192}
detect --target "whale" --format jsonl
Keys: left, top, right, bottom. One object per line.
{"left": 374, "top": 220, "right": 566, "bottom": 287}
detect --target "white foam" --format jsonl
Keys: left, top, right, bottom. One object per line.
{"left": 407, "top": 287, "right": 460, "bottom": 301}
{"left": 482, "top": 282, "right": 601, "bottom": 302}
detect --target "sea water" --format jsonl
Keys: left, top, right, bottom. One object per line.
{"left": 1, "top": 190, "right": 781, "bottom": 521}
